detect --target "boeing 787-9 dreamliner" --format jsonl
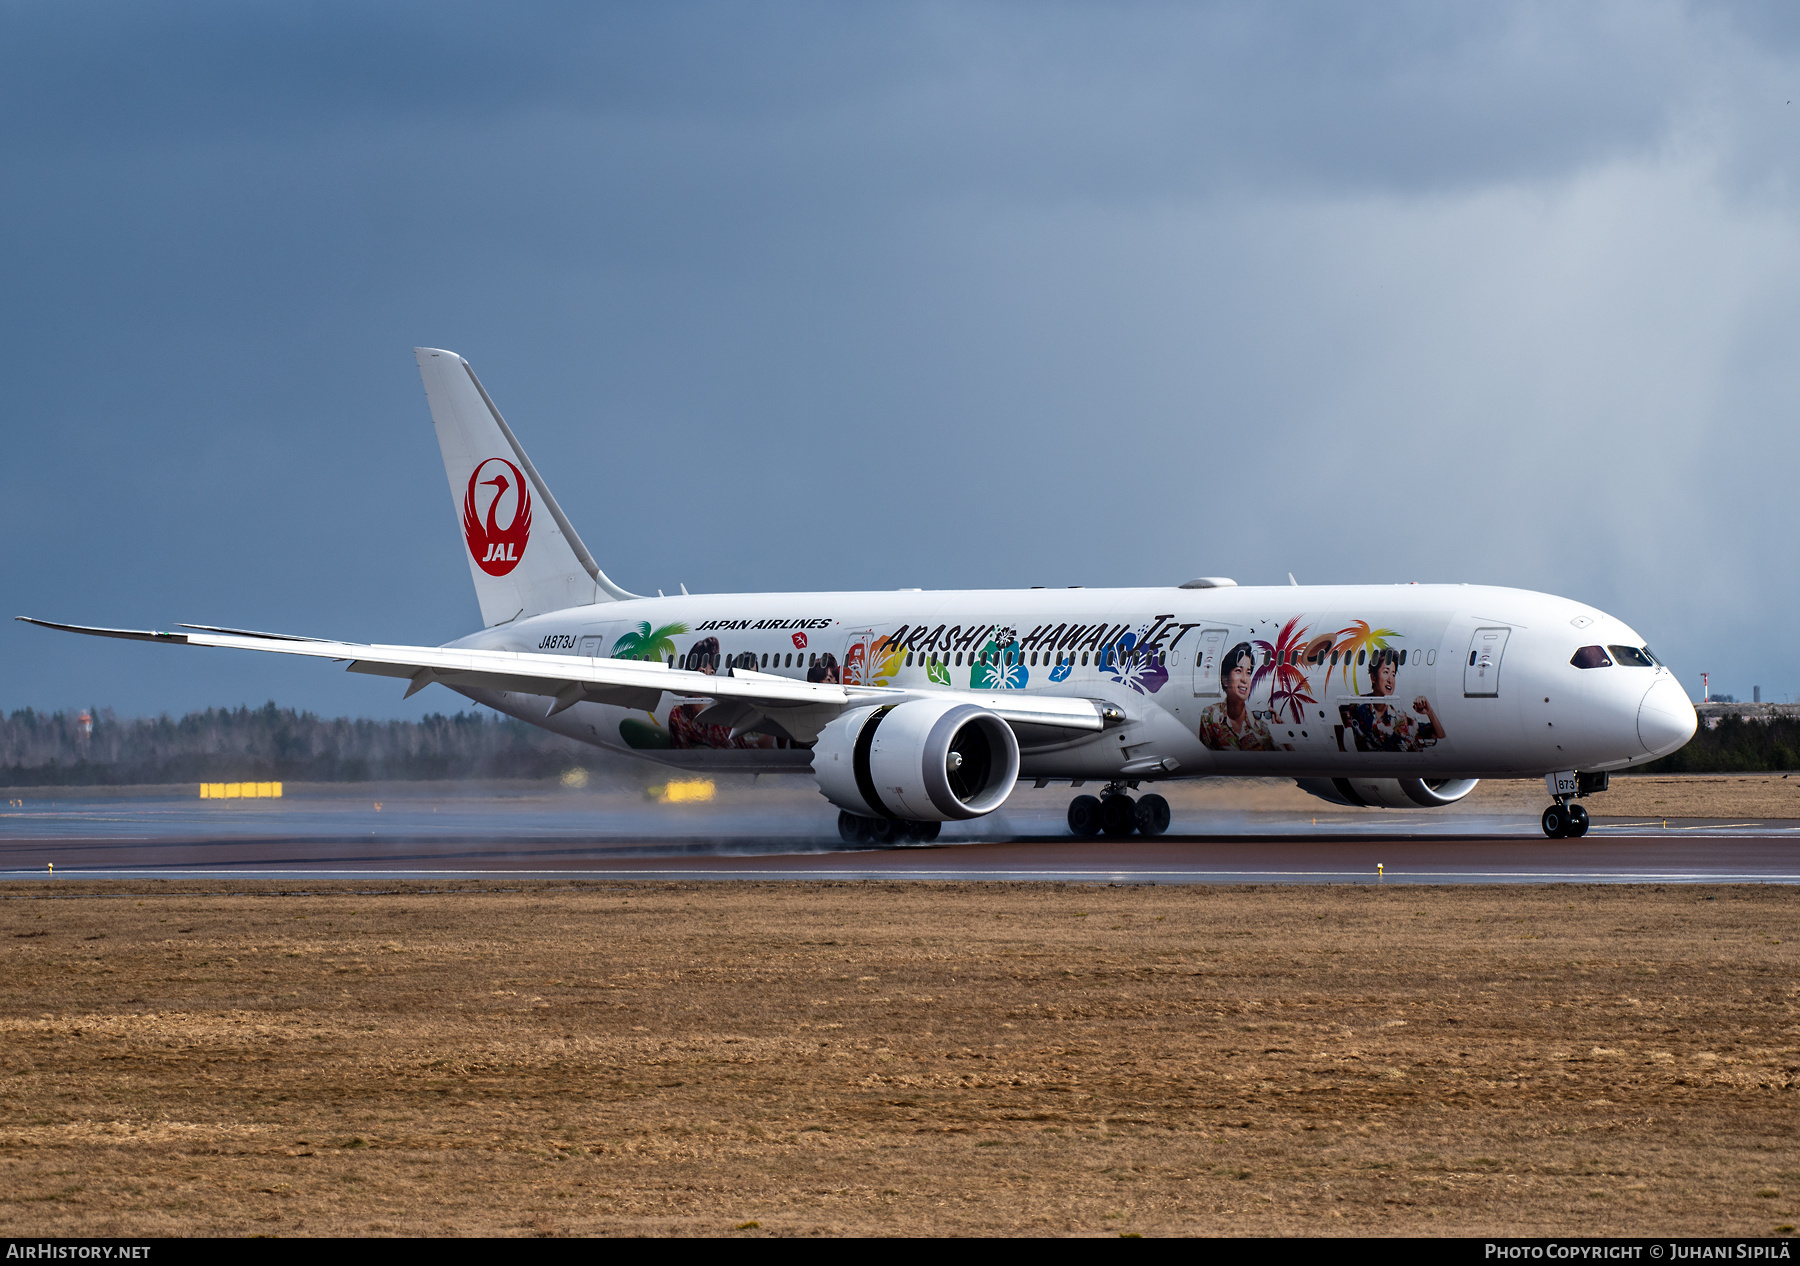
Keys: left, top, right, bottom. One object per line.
{"left": 21, "top": 349, "right": 1698, "bottom": 842}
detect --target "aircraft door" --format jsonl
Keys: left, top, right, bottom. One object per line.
{"left": 839, "top": 630, "right": 877, "bottom": 685}
{"left": 1190, "top": 628, "right": 1230, "bottom": 698}
{"left": 1464, "top": 627, "right": 1510, "bottom": 697}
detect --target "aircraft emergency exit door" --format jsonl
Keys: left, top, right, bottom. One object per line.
{"left": 1463, "top": 627, "right": 1510, "bottom": 697}
{"left": 1190, "top": 629, "right": 1230, "bottom": 697}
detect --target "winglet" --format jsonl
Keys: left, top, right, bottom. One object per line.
{"left": 15, "top": 616, "right": 190, "bottom": 643}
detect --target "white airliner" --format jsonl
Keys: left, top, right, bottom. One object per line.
{"left": 21, "top": 349, "right": 1697, "bottom": 842}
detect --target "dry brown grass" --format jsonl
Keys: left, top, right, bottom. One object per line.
{"left": 0, "top": 881, "right": 1795, "bottom": 1237}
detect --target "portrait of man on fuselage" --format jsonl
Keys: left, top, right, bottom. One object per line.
{"left": 1339, "top": 647, "right": 1445, "bottom": 753}
{"left": 1195, "top": 641, "right": 1285, "bottom": 752}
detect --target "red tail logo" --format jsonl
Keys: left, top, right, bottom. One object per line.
{"left": 462, "top": 458, "right": 532, "bottom": 576}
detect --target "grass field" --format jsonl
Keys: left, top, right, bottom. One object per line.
{"left": 1, "top": 881, "right": 1795, "bottom": 1237}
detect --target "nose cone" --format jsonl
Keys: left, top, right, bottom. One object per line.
{"left": 1638, "top": 675, "right": 1697, "bottom": 758}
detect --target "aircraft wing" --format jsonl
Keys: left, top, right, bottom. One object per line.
{"left": 15, "top": 618, "right": 1107, "bottom": 736}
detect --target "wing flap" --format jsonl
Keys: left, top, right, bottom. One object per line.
{"left": 180, "top": 630, "right": 853, "bottom": 708}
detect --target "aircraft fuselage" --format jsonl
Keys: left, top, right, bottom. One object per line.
{"left": 450, "top": 582, "right": 1695, "bottom": 783}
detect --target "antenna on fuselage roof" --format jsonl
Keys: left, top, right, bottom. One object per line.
{"left": 1289, "top": 573, "right": 1299, "bottom": 586}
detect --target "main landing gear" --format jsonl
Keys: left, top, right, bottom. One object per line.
{"left": 1067, "top": 786, "right": 1171, "bottom": 838}
{"left": 837, "top": 811, "right": 941, "bottom": 847}
{"left": 1541, "top": 800, "right": 1590, "bottom": 839}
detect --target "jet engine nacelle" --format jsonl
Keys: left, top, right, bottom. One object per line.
{"left": 813, "top": 700, "right": 1021, "bottom": 822}
{"left": 1295, "top": 777, "right": 1480, "bottom": 809}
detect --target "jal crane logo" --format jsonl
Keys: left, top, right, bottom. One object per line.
{"left": 462, "top": 457, "right": 532, "bottom": 576}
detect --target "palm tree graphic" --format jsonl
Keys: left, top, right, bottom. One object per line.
{"left": 610, "top": 621, "right": 689, "bottom": 662}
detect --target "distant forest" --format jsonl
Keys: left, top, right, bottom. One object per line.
{"left": 0, "top": 704, "right": 632, "bottom": 787}
{"left": 1638, "top": 715, "right": 1800, "bottom": 774}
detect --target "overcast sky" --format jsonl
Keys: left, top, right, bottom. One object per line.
{"left": 6, "top": 0, "right": 1799, "bottom": 717}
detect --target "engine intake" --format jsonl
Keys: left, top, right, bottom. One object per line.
{"left": 813, "top": 700, "right": 1021, "bottom": 821}
{"left": 1295, "top": 777, "right": 1479, "bottom": 809}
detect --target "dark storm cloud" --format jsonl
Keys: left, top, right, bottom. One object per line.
{"left": 4, "top": 1, "right": 1797, "bottom": 716}
{"left": 0, "top": 2, "right": 1696, "bottom": 188}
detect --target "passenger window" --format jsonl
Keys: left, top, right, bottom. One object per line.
{"left": 1608, "top": 645, "right": 1655, "bottom": 668}
{"left": 1399, "top": 649, "right": 1407, "bottom": 666}
{"left": 1571, "top": 645, "right": 1613, "bottom": 669}
{"left": 761, "top": 653, "right": 768, "bottom": 668}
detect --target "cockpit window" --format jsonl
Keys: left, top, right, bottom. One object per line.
{"left": 1571, "top": 645, "right": 1613, "bottom": 669}
{"left": 1641, "top": 646, "right": 1661, "bottom": 665}
{"left": 1608, "top": 645, "right": 1655, "bottom": 668}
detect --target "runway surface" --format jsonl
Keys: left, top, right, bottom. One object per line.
{"left": 2, "top": 791, "right": 1796, "bottom": 883}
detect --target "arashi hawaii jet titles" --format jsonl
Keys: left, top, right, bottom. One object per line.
{"left": 21, "top": 349, "right": 1699, "bottom": 842}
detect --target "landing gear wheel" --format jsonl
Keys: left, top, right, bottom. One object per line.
{"left": 1135, "top": 793, "right": 1171, "bottom": 837}
{"left": 1567, "top": 803, "right": 1590, "bottom": 837}
{"left": 1067, "top": 795, "right": 1103, "bottom": 837}
{"left": 838, "top": 810, "right": 875, "bottom": 845}
{"left": 1541, "top": 804, "right": 1569, "bottom": 839}
{"left": 1099, "top": 794, "right": 1138, "bottom": 837}
{"left": 903, "top": 820, "right": 941, "bottom": 844}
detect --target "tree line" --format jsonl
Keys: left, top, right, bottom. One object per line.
{"left": 0, "top": 704, "right": 632, "bottom": 787}
{"left": 1638, "top": 714, "right": 1800, "bottom": 774}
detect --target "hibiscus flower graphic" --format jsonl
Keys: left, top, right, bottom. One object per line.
{"left": 1099, "top": 625, "right": 1170, "bottom": 695}
{"left": 970, "top": 632, "right": 1028, "bottom": 690}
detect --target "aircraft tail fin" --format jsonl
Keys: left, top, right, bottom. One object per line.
{"left": 414, "top": 348, "right": 637, "bottom": 626}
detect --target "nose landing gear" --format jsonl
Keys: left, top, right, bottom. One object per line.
{"left": 1067, "top": 787, "right": 1171, "bottom": 838}
{"left": 1543, "top": 771, "right": 1606, "bottom": 837}
{"left": 1540, "top": 800, "right": 1590, "bottom": 839}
